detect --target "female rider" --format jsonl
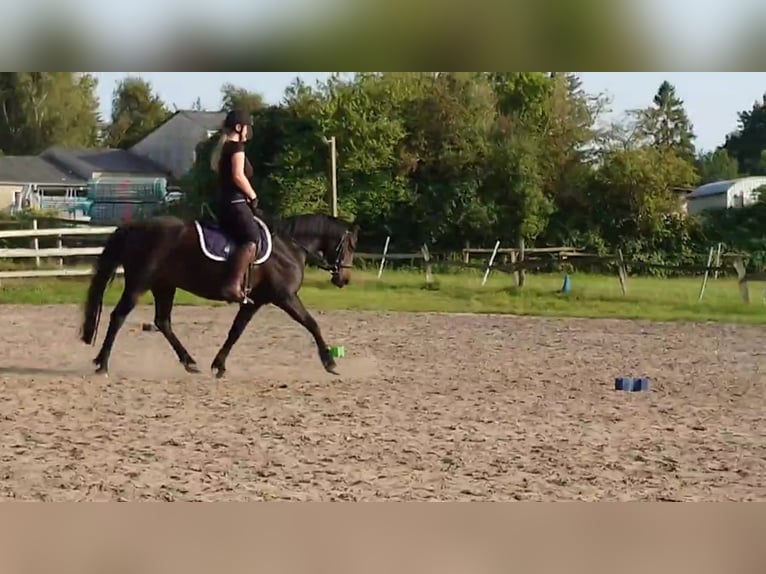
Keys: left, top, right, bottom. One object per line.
{"left": 209, "top": 108, "right": 261, "bottom": 304}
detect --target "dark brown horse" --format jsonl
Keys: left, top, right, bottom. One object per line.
{"left": 79, "top": 211, "right": 359, "bottom": 378}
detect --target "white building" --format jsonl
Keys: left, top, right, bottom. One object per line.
{"left": 686, "top": 176, "right": 766, "bottom": 215}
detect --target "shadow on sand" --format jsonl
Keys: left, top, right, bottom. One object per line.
{"left": 0, "top": 365, "right": 89, "bottom": 378}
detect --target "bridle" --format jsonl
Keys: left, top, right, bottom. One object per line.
{"left": 293, "top": 229, "right": 355, "bottom": 277}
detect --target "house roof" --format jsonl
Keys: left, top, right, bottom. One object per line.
{"left": 179, "top": 110, "right": 226, "bottom": 131}
{"left": 127, "top": 110, "right": 227, "bottom": 151}
{"left": 0, "top": 156, "right": 86, "bottom": 185}
{"left": 688, "top": 180, "right": 735, "bottom": 199}
{"left": 689, "top": 176, "right": 766, "bottom": 199}
{"left": 41, "top": 146, "right": 170, "bottom": 180}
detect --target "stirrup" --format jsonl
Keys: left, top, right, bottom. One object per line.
{"left": 240, "top": 260, "right": 255, "bottom": 306}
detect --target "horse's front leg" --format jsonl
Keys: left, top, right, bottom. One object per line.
{"left": 210, "top": 301, "right": 264, "bottom": 379}
{"left": 273, "top": 292, "right": 337, "bottom": 375}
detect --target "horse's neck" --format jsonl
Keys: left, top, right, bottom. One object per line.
{"left": 290, "top": 232, "right": 325, "bottom": 254}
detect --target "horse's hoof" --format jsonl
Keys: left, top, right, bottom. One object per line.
{"left": 215, "top": 368, "right": 226, "bottom": 379}
{"left": 211, "top": 363, "right": 226, "bottom": 379}
{"left": 184, "top": 362, "right": 200, "bottom": 374}
{"left": 94, "top": 366, "right": 108, "bottom": 376}
{"left": 324, "top": 361, "right": 339, "bottom": 376}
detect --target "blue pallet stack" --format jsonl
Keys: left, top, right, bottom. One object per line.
{"left": 614, "top": 376, "right": 650, "bottom": 392}
{"left": 87, "top": 177, "right": 168, "bottom": 224}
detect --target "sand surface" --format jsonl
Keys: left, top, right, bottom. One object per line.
{"left": 0, "top": 304, "right": 763, "bottom": 501}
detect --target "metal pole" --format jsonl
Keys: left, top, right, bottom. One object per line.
{"left": 326, "top": 136, "right": 338, "bottom": 217}
{"left": 481, "top": 240, "right": 501, "bottom": 286}
{"left": 377, "top": 235, "right": 391, "bottom": 279}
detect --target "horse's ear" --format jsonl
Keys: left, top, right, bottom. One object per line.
{"left": 352, "top": 223, "right": 360, "bottom": 234}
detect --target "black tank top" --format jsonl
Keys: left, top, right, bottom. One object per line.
{"left": 217, "top": 140, "right": 254, "bottom": 202}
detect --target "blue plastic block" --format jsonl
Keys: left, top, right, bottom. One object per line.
{"left": 561, "top": 274, "right": 571, "bottom": 294}
{"left": 615, "top": 377, "right": 650, "bottom": 392}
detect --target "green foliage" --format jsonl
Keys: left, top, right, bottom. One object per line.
{"left": 699, "top": 198, "right": 766, "bottom": 268}
{"left": 696, "top": 149, "right": 740, "bottom": 184}
{"left": 105, "top": 76, "right": 172, "bottom": 149}
{"left": 629, "top": 80, "right": 697, "bottom": 161}
{"left": 220, "top": 83, "right": 264, "bottom": 114}
{"left": 0, "top": 72, "right": 101, "bottom": 154}
{"left": 723, "top": 94, "right": 766, "bottom": 176}
{"left": 172, "top": 73, "right": 764, "bottom": 274}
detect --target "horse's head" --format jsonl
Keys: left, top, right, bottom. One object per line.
{"left": 329, "top": 222, "right": 359, "bottom": 288}
{"left": 276, "top": 213, "right": 359, "bottom": 288}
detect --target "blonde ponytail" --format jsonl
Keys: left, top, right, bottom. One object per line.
{"left": 209, "top": 131, "right": 228, "bottom": 173}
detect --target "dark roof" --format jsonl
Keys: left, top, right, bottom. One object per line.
{"left": 0, "top": 156, "right": 86, "bottom": 185}
{"left": 179, "top": 110, "right": 226, "bottom": 131}
{"left": 41, "top": 146, "right": 170, "bottom": 180}
{"left": 127, "top": 110, "right": 226, "bottom": 151}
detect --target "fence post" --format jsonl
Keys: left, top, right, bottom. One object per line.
{"left": 616, "top": 249, "right": 628, "bottom": 295}
{"left": 421, "top": 244, "right": 433, "bottom": 286}
{"left": 57, "top": 234, "right": 63, "bottom": 268}
{"left": 731, "top": 255, "right": 749, "bottom": 303}
{"left": 31, "top": 218, "right": 40, "bottom": 268}
{"left": 377, "top": 235, "right": 391, "bottom": 279}
{"left": 518, "top": 238, "right": 526, "bottom": 288}
{"left": 510, "top": 249, "right": 519, "bottom": 287}
{"left": 481, "top": 240, "right": 501, "bottom": 286}
{"left": 713, "top": 242, "right": 723, "bottom": 280}
{"left": 697, "top": 246, "right": 715, "bottom": 302}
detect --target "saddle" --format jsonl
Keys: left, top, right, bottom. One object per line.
{"left": 193, "top": 214, "right": 273, "bottom": 265}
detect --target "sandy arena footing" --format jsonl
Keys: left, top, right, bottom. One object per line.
{"left": 0, "top": 304, "right": 763, "bottom": 501}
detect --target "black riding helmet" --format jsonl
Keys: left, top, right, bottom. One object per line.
{"left": 223, "top": 108, "right": 252, "bottom": 134}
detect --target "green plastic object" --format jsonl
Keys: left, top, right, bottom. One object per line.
{"left": 328, "top": 345, "right": 346, "bottom": 358}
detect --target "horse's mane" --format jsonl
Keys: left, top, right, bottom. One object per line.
{"left": 271, "top": 213, "right": 353, "bottom": 238}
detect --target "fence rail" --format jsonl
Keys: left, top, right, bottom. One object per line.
{"left": 0, "top": 223, "right": 763, "bottom": 303}
{"left": 0, "top": 226, "right": 116, "bottom": 239}
{"left": 0, "top": 221, "right": 117, "bottom": 279}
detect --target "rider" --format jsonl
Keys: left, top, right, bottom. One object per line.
{"left": 210, "top": 108, "right": 261, "bottom": 304}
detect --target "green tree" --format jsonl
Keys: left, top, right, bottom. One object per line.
{"left": 105, "top": 76, "right": 171, "bottom": 149}
{"left": 589, "top": 145, "right": 698, "bottom": 244}
{"left": 723, "top": 94, "right": 766, "bottom": 175}
{"left": 695, "top": 149, "right": 740, "bottom": 184}
{"left": 0, "top": 72, "right": 101, "bottom": 154}
{"left": 220, "top": 83, "right": 264, "bottom": 114}
{"left": 630, "top": 80, "right": 697, "bottom": 161}
{"left": 484, "top": 114, "right": 550, "bottom": 243}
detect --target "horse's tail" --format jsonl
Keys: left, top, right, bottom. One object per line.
{"left": 80, "top": 225, "right": 130, "bottom": 345}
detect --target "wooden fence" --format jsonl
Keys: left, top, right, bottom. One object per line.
{"left": 365, "top": 235, "right": 765, "bottom": 304}
{"left": 0, "top": 221, "right": 118, "bottom": 279}
{"left": 0, "top": 223, "right": 763, "bottom": 303}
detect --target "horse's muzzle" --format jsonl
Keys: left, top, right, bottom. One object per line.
{"left": 331, "top": 274, "right": 349, "bottom": 288}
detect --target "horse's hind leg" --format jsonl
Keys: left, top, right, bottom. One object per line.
{"left": 274, "top": 292, "right": 337, "bottom": 375}
{"left": 152, "top": 284, "right": 199, "bottom": 374}
{"left": 93, "top": 281, "right": 145, "bottom": 375}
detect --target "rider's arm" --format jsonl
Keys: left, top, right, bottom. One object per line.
{"left": 231, "top": 147, "right": 257, "bottom": 203}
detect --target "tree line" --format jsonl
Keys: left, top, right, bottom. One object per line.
{"left": 181, "top": 73, "right": 766, "bottom": 269}
{"left": 1, "top": 72, "right": 765, "bottom": 269}
{"left": 0, "top": 72, "right": 263, "bottom": 153}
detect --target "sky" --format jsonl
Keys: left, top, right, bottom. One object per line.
{"left": 92, "top": 72, "right": 766, "bottom": 153}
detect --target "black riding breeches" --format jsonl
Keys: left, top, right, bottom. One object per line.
{"left": 218, "top": 199, "right": 261, "bottom": 245}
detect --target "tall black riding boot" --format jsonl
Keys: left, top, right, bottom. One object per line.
{"left": 221, "top": 241, "right": 257, "bottom": 303}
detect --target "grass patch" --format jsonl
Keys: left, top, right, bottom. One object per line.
{"left": 0, "top": 267, "right": 763, "bottom": 325}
